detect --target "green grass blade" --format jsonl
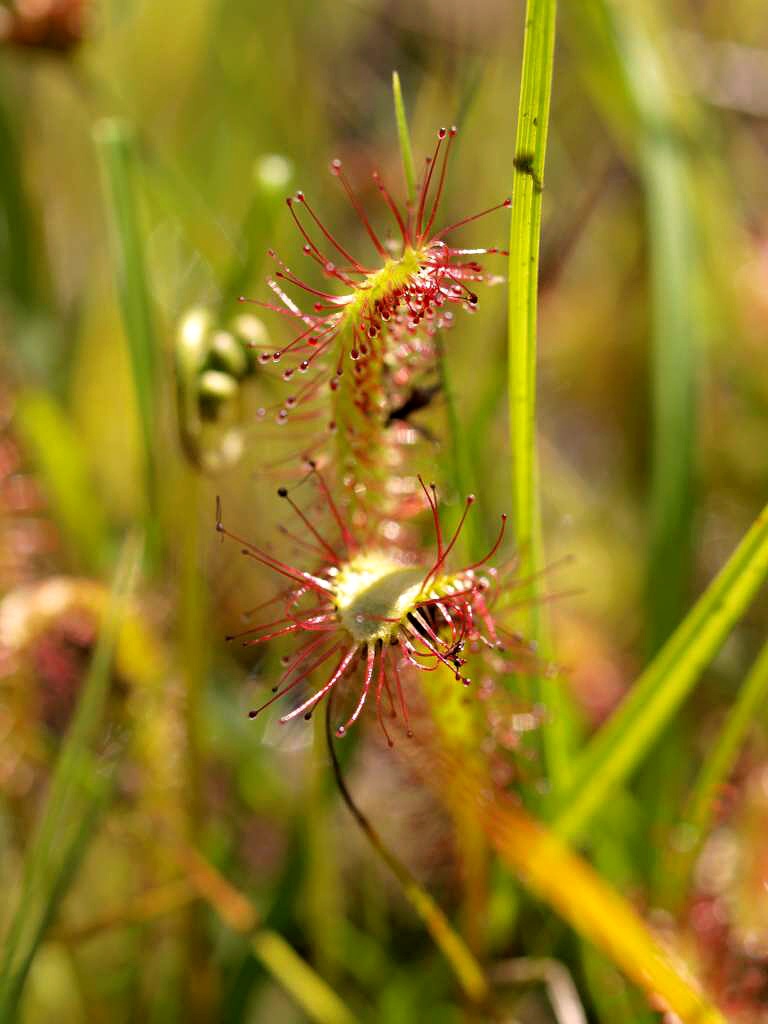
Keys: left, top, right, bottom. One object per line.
{"left": 0, "top": 536, "right": 142, "bottom": 1020}
{"left": 507, "top": 0, "right": 574, "bottom": 790}
{"left": 603, "top": 0, "right": 702, "bottom": 654}
{"left": 251, "top": 930, "right": 357, "bottom": 1024}
{"left": 392, "top": 71, "right": 416, "bottom": 206}
{"left": 553, "top": 504, "right": 768, "bottom": 842}
{"left": 2, "top": 794, "right": 108, "bottom": 1017}
{"left": 94, "top": 119, "right": 160, "bottom": 554}
{"left": 565, "top": 0, "right": 707, "bottom": 652}
{"left": 670, "top": 639, "right": 768, "bottom": 903}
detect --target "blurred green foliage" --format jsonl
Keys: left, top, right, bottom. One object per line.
{"left": 2, "top": 0, "right": 768, "bottom": 1021}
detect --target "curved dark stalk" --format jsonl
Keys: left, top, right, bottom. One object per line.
{"left": 324, "top": 699, "right": 491, "bottom": 1009}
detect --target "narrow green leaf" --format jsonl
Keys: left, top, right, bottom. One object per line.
{"left": 507, "top": 0, "right": 574, "bottom": 790}
{"left": 564, "top": 0, "right": 707, "bottom": 648}
{"left": 94, "top": 119, "right": 159, "bottom": 553}
{"left": 554, "top": 503, "right": 768, "bottom": 842}
{"left": 392, "top": 71, "right": 416, "bottom": 206}
{"left": 251, "top": 930, "right": 358, "bottom": 1024}
{"left": 600, "top": 0, "right": 702, "bottom": 653}
{"left": 0, "top": 536, "right": 141, "bottom": 1020}
{"left": 671, "top": 638, "right": 768, "bottom": 902}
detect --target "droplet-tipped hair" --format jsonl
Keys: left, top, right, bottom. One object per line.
{"left": 217, "top": 465, "right": 525, "bottom": 745}
{"left": 240, "top": 128, "right": 510, "bottom": 498}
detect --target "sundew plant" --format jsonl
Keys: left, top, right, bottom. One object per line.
{"left": 2, "top": 2, "right": 768, "bottom": 1023}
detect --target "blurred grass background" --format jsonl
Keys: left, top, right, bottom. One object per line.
{"left": 2, "top": 0, "right": 768, "bottom": 1021}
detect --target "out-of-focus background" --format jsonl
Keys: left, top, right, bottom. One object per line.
{"left": 1, "top": 0, "right": 768, "bottom": 1021}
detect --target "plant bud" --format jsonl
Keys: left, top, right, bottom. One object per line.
{"left": 198, "top": 370, "right": 238, "bottom": 421}
{"left": 209, "top": 330, "right": 249, "bottom": 380}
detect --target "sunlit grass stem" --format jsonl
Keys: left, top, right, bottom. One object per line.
{"left": 507, "top": 0, "right": 574, "bottom": 791}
